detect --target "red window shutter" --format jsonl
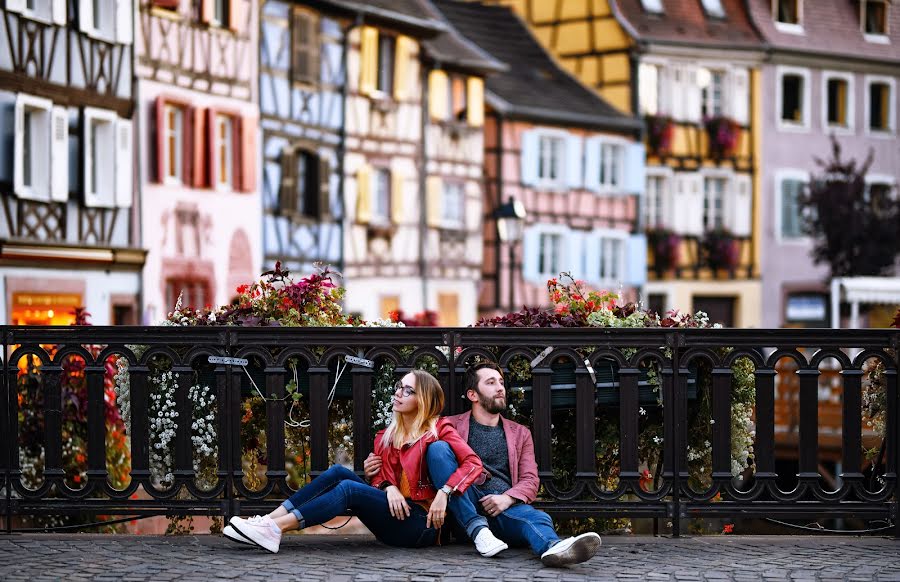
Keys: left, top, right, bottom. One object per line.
{"left": 192, "top": 107, "right": 207, "bottom": 188}
{"left": 238, "top": 115, "right": 257, "bottom": 192}
{"left": 183, "top": 105, "right": 195, "bottom": 188}
{"left": 154, "top": 96, "right": 166, "bottom": 183}
{"left": 200, "top": 0, "right": 214, "bottom": 24}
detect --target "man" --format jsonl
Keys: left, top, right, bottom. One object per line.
{"left": 365, "top": 362, "right": 601, "bottom": 567}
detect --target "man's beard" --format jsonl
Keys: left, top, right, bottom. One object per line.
{"left": 478, "top": 391, "right": 506, "bottom": 414}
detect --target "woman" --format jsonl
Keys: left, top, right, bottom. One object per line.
{"left": 226, "top": 369, "right": 504, "bottom": 554}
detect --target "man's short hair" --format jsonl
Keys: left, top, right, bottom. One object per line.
{"left": 464, "top": 361, "right": 504, "bottom": 394}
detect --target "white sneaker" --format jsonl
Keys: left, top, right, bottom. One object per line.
{"left": 473, "top": 528, "right": 508, "bottom": 557}
{"left": 540, "top": 532, "right": 601, "bottom": 567}
{"left": 222, "top": 524, "right": 252, "bottom": 545}
{"left": 229, "top": 515, "right": 282, "bottom": 553}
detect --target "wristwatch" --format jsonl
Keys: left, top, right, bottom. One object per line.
{"left": 439, "top": 484, "right": 453, "bottom": 496}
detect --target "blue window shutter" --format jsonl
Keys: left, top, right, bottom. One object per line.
{"left": 625, "top": 233, "right": 648, "bottom": 287}
{"left": 521, "top": 130, "right": 538, "bottom": 186}
{"left": 522, "top": 227, "right": 540, "bottom": 283}
{"left": 623, "top": 142, "right": 646, "bottom": 195}
{"left": 565, "top": 134, "right": 583, "bottom": 189}
{"left": 583, "top": 137, "right": 600, "bottom": 192}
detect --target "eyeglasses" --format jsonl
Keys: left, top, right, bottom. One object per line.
{"left": 394, "top": 380, "right": 416, "bottom": 397}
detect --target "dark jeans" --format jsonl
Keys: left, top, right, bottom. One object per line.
{"left": 281, "top": 464, "right": 438, "bottom": 548}
{"left": 426, "top": 440, "right": 560, "bottom": 555}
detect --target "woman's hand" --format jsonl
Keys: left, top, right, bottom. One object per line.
{"left": 427, "top": 491, "right": 448, "bottom": 529}
{"left": 385, "top": 485, "right": 410, "bottom": 521}
{"left": 363, "top": 453, "right": 382, "bottom": 481}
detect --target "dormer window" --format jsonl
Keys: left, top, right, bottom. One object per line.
{"left": 700, "top": 0, "right": 725, "bottom": 19}
{"left": 773, "top": 0, "right": 802, "bottom": 33}
{"left": 376, "top": 35, "right": 396, "bottom": 95}
{"left": 640, "top": 0, "right": 664, "bottom": 14}
{"left": 862, "top": 0, "right": 889, "bottom": 38}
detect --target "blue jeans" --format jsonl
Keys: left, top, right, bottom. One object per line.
{"left": 281, "top": 464, "right": 438, "bottom": 548}
{"left": 425, "top": 441, "right": 560, "bottom": 555}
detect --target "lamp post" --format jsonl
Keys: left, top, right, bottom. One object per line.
{"left": 495, "top": 197, "right": 526, "bottom": 312}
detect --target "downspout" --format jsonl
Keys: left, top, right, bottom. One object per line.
{"left": 419, "top": 60, "right": 430, "bottom": 312}
{"left": 337, "top": 14, "right": 362, "bottom": 273}
{"left": 493, "top": 112, "right": 504, "bottom": 311}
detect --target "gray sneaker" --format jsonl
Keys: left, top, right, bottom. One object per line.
{"left": 540, "top": 532, "right": 601, "bottom": 567}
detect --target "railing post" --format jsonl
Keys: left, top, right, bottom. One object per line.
{"left": 888, "top": 335, "right": 899, "bottom": 540}
{"left": 670, "top": 332, "right": 685, "bottom": 538}
{"left": 265, "top": 364, "right": 287, "bottom": 495}
{"left": 308, "top": 365, "right": 330, "bottom": 477}
{"left": 41, "top": 365, "right": 64, "bottom": 488}
{"left": 227, "top": 358, "right": 245, "bottom": 517}
{"left": 711, "top": 367, "right": 733, "bottom": 485}
{"left": 352, "top": 365, "right": 374, "bottom": 476}
{"left": 531, "top": 366, "right": 553, "bottom": 482}
{"left": 839, "top": 368, "right": 864, "bottom": 487}
{"left": 85, "top": 358, "right": 109, "bottom": 494}
{"left": 171, "top": 365, "right": 195, "bottom": 492}
{"left": 797, "top": 368, "right": 821, "bottom": 485}
{"left": 129, "top": 364, "right": 152, "bottom": 493}
{"left": 618, "top": 366, "right": 641, "bottom": 489}
{"left": 753, "top": 368, "right": 777, "bottom": 482}
{"left": 574, "top": 366, "right": 595, "bottom": 480}
{"left": 2, "top": 329, "right": 9, "bottom": 533}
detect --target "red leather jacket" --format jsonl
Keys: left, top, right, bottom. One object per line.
{"left": 371, "top": 418, "right": 483, "bottom": 501}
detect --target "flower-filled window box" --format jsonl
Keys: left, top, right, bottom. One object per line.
{"left": 703, "top": 115, "right": 740, "bottom": 160}
{"left": 645, "top": 114, "right": 674, "bottom": 157}
{"left": 702, "top": 228, "right": 740, "bottom": 272}
{"left": 646, "top": 227, "right": 681, "bottom": 274}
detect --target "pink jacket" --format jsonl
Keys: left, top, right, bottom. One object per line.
{"left": 444, "top": 411, "right": 540, "bottom": 504}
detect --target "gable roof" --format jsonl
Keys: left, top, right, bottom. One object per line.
{"left": 431, "top": 0, "right": 640, "bottom": 132}
{"left": 311, "top": 0, "right": 447, "bottom": 37}
{"left": 419, "top": 0, "right": 508, "bottom": 74}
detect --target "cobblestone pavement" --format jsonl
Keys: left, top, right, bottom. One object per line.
{"left": 0, "top": 534, "right": 898, "bottom": 581}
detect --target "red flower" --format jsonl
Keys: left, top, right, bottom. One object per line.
{"left": 722, "top": 524, "right": 734, "bottom": 534}
{"left": 639, "top": 469, "right": 653, "bottom": 492}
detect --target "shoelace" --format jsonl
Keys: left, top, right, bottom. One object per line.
{"left": 246, "top": 515, "right": 265, "bottom": 525}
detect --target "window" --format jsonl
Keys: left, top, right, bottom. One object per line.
{"left": 645, "top": 175, "right": 666, "bottom": 228}
{"left": 213, "top": 0, "right": 230, "bottom": 27}
{"left": 215, "top": 114, "right": 233, "bottom": 190}
{"left": 774, "top": 0, "right": 800, "bottom": 24}
{"left": 166, "top": 278, "right": 212, "bottom": 311}
{"left": 82, "top": 0, "right": 115, "bottom": 39}
{"left": 777, "top": 67, "right": 810, "bottom": 130}
{"left": 437, "top": 293, "right": 459, "bottom": 326}
{"left": 84, "top": 108, "right": 117, "bottom": 206}
{"left": 824, "top": 74, "right": 851, "bottom": 130}
{"left": 867, "top": 78, "right": 894, "bottom": 133}
{"left": 862, "top": 0, "right": 888, "bottom": 36}
{"left": 376, "top": 35, "right": 395, "bottom": 94}
{"left": 14, "top": 94, "right": 58, "bottom": 201}
{"left": 640, "top": 0, "right": 664, "bottom": 14}
{"left": 703, "top": 177, "right": 726, "bottom": 230}
{"left": 597, "top": 236, "right": 624, "bottom": 282}
{"left": 164, "top": 104, "right": 184, "bottom": 184}
{"left": 638, "top": 63, "right": 661, "bottom": 115}
{"left": 372, "top": 168, "right": 391, "bottom": 225}
{"left": 442, "top": 181, "right": 465, "bottom": 228}
{"left": 599, "top": 143, "right": 623, "bottom": 188}
{"left": 537, "top": 233, "right": 563, "bottom": 278}
{"left": 538, "top": 136, "right": 565, "bottom": 184}
{"left": 291, "top": 8, "right": 319, "bottom": 85}
{"left": 779, "top": 178, "right": 805, "bottom": 239}
{"left": 449, "top": 76, "right": 467, "bottom": 122}
{"left": 380, "top": 295, "right": 400, "bottom": 319}
{"left": 700, "top": 69, "right": 726, "bottom": 118}
{"left": 286, "top": 149, "right": 323, "bottom": 219}
{"left": 700, "top": 0, "right": 725, "bottom": 18}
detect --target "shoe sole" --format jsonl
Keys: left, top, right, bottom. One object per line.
{"left": 479, "top": 542, "right": 508, "bottom": 558}
{"left": 223, "top": 525, "right": 252, "bottom": 546}
{"left": 541, "top": 533, "right": 601, "bottom": 567}
{"left": 229, "top": 520, "right": 280, "bottom": 554}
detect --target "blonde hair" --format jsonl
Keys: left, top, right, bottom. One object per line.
{"left": 382, "top": 369, "right": 444, "bottom": 449}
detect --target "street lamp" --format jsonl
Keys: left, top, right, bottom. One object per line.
{"left": 495, "top": 197, "right": 526, "bottom": 312}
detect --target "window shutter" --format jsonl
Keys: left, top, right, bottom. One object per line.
{"left": 658, "top": 65, "right": 671, "bottom": 115}
{"left": 565, "top": 134, "right": 583, "bottom": 189}
{"left": 520, "top": 130, "right": 539, "bottom": 186}
{"left": 83, "top": 109, "right": 98, "bottom": 207}
{"left": 239, "top": 114, "right": 257, "bottom": 192}
{"left": 429, "top": 70, "right": 448, "bottom": 121}
{"left": 201, "top": 0, "right": 214, "bottom": 24}
{"left": 7, "top": 0, "right": 26, "bottom": 12}
{"left": 522, "top": 228, "right": 540, "bottom": 283}
{"left": 356, "top": 165, "right": 372, "bottom": 223}
{"left": 228, "top": 0, "right": 245, "bottom": 33}
{"left": 50, "top": 106, "right": 69, "bottom": 202}
{"left": 359, "top": 27, "right": 378, "bottom": 95}
{"left": 182, "top": 104, "right": 195, "bottom": 187}
{"left": 114, "top": 117, "right": 133, "bottom": 207}
{"left": 730, "top": 174, "right": 752, "bottom": 236}
{"left": 671, "top": 66, "right": 685, "bottom": 120}
{"left": 660, "top": 175, "right": 674, "bottom": 230}
{"left": 318, "top": 156, "right": 331, "bottom": 219}
{"left": 583, "top": 233, "right": 600, "bottom": 283}
{"left": 191, "top": 106, "right": 206, "bottom": 188}
{"left": 116, "top": 0, "right": 133, "bottom": 44}
{"left": 153, "top": 96, "right": 166, "bottom": 183}
{"left": 467, "top": 77, "right": 484, "bottom": 126}
{"left": 393, "top": 36, "right": 413, "bottom": 101}
{"left": 204, "top": 108, "right": 216, "bottom": 189}
{"left": 623, "top": 142, "right": 646, "bottom": 195}
{"left": 567, "top": 230, "right": 584, "bottom": 280}
{"left": 279, "top": 148, "right": 297, "bottom": 214}
{"left": 13, "top": 97, "right": 24, "bottom": 197}
{"left": 685, "top": 67, "right": 702, "bottom": 123}
{"left": 583, "top": 137, "right": 600, "bottom": 192}
{"left": 731, "top": 67, "right": 749, "bottom": 125}
{"left": 79, "top": 1, "right": 94, "bottom": 33}
{"left": 391, "top": 170, "right": 405, "bottom": 224}
{"left": 685, "top": 173, "right": 704, "bottom": 235}
{"left": 52, "top": 0, "right": 67, "bottom": 25}
{"left": 426, "top": 176, "right": 442, "bottom": 228}
{"left": 625, "top": 234, "right": 648, "bottom": 287}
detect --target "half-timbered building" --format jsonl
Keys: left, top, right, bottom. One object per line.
{"left": 483, "top": 0, "right": 767, "bottom": 327}
{"left": 435, "top": 1, "right": 647, "bottom": 317}
{"left": 0, "top": 1, "right": 142, "bottom": 324}
{"left": 136, "top": 0, "right": 260, "bottom": 323}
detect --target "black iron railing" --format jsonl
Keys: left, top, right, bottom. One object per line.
{"left": 1, "top": 326, "right": 898, "bottom": 536}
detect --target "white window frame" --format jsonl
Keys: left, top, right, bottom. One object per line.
{"left": 14, "top": 93, "right": 53, "bottom": 201}
{"left": 598, "top": 139, "right": 625, "bottom": 191}
{"left": 83, "top": 107, "right": 117, "bottom": 207}
{"left": 861, "top": 0, "right": 890, "bottom": 43}
{"left": 864, "top": 75, "right": 896, "bottom": 137}
{"left": 163, "top": 103, "right": 184, "bottom": 186}
{"left": 821, "top": 71, "right": 855, "bottom": 134}
{"left": 644, "top": 167, "right": 673, "bottom": 229}
{"left": 371, "top": 167, "right": 392, "bottom": 226}
{"left": 532, "top": 225, "right": 567, "bottom": 281}
{"left": 773, "top": 0, "right": 804, "bottom": 34}
{"left": 441, "top": 180, "right": 465, "bottom": 229}
{"left": 865, "top": 173, "right": 898, "bottom": 204}
{"left": 640, "top": 0, "right": 664, "bottom": 14}
{"left": 214, "top": 113, "right": 234, "bottom": 191}
{"left": 702, "top": 174, "right": 728, "bottom": 232}
{"left": 776, "top": 66, "right": 811, "bottom": 132}
{"left": 700, "top": 0, "right": 726, "bottom": 19}
{"left": 536, "top": 132, "right": 567, "bottom": 188}
{"left": 84, "top": 0, "right": 117, "bottom": 41}
{"left": 594, "top": 230, "right": 627, "bottom": 286}
{"left": 638, "top": 62, "right": 661, "bottom": 116}
{"left": 774, "top": 169, "right": 811, "bottom": 244}
{"left": 699, "top": 67, "right": 727, "bottom": 118}
{"left": 17, "top": 0, "right": 55, "bottom": 24}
